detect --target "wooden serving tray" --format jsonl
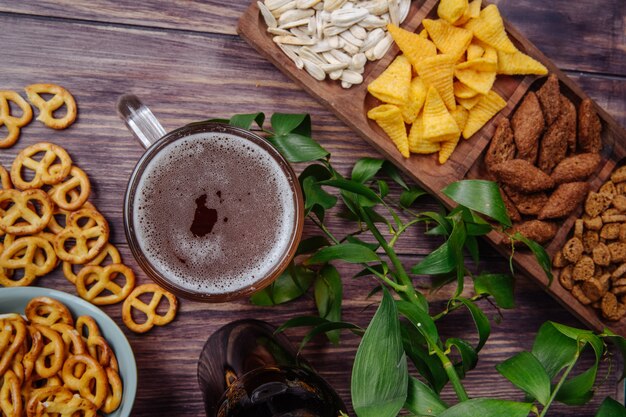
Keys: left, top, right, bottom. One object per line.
{"left": 237, "top": 0, "right": 626, "bottom": 335}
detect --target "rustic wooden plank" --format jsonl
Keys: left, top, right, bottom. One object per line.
{"left": 1, "top": 0, "right": 624, "bottom": 77}
{"left": 0, "top": 0, "right": 248, "bottom": 35}
{"left": 0, "top": 9, "right": 624, "bottom": 417}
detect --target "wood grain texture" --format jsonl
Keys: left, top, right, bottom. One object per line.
{"left": 0, "top": 1, "right": 625, "bottom": 416}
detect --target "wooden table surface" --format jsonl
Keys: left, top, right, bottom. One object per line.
{"left": 1, "top": 1, "right": 625, "bottom": 416}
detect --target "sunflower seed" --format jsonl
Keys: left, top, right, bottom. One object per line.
{"left": 258, "top": 1, "right": 278, "bottom": 28}
{"left": 296, "top": 0, "right": 321, "bottom": 8}
{"left": 271, "top": 0, "right": 297, "bottom": 17}
{"left": 320, "top": 62, "right": 348, "bottom": 72}
{"left": 279, "top": 43, "right": 305, "bottom": 69}
{"left": 372, "top": 33, "right": 393, "bottom": 59}
{"left": 278, "top": 8, "right": 315, "bottom": 25}
{"left": 329, "top": 69, "right": 344, "bottom": 80}
{"left": 348, "top": 24, "right": 367, "bottom": 40}
{"left": 388, "top": 0, "right": 400, "bottom": 26}
{"left": 273, "top": 35, "right": 315, "bottom": 45}
{"left": 330, "top": 7, "right": 369, "bottom": 26}
{"left": 361, "top": 0, "right": 388, "bottom": 15}
{"left": 265, "top": 0, "right": 292, "bottom": 10}
{"left": 340, "top": 70, "right": 363, "bottom": 84}
{"left": 303, "top": 59, "right": 326, "bottom": 80}
{"left": 323, "top": 0, "right": 347, "bottom": 11}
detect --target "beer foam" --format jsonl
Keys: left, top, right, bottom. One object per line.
{"left": 133, "top": 132, "right": 296, "bottom": 294}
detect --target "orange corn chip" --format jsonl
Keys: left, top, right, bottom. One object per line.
{"left": 419, "top": 29, "right": 429, "bottom": 39}
{"left": 456, "top": 45, "right": 498, "bottom": 72}
{"left": 400, "top": 77, "right": 427, "bottom": 124}
{"left": 464, "top": 5, "right": 517, "bottom": 53}
{"left": 367, "top": 104, "right": 410, "bottom": 158}
{"left": 466, "top": 42, "right": 485, "bottom": 60}
{"left": 415, "top": 54, "right": 456, "bottom": 110}
{"left": 408, "top": 114, "right": 440, "bottom": 154}
{"left": 496, "top": 50, "right": 548, "bottom": 75}
{"left": 423, "top": 19, "right": 473, "bottom": 61}
{"left": 422, "top": 86, "right": 460, "bottom": 142}
{"left": 367, "top": 55, "right": 412, "bottom": 106}
{"left": 463, "top": 90, "right": 507, "bottom": 138}
{"left": 450, "top": 106, "right": 470, "bottom": 131}
{"left": 453, "top": 81, "right": 478, "bottom": 99}
{"left": 387, "top": 24, "right": 437, "bottom": 68}
{"left": 457, "top": 95, "right": 481, "bottom": 110}
{"left": 438, "top": 133, "right": 461, "bottom": 163}
{"left": 454, "top": 0, "right": 481, "bottom": 26}
{"left": 437, "top": 0, "right": 469, "bottom": 24}
{"left": 454, "top": 67, "right": 497, "bottom": 95}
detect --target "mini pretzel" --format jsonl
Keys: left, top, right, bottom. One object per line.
{"left": 0, "top": 90, "right": 32, "bottom": 148}
{"left": 47, "top": 198, "right": 96, "bottom": 234}
{"left": 103, "top": 367, "right": 123, "bottom": 413}
{"left": 0, "top": 189, "right": 53, "bottom": 235}
{"left": 25, "top": 83, "right": 77, "bottom": 130}
{"left": 22, "top": 325, "right": 43, "bottom": 382}
{"left": 25, "top": 296, "right": 74, "bottom": 327}
{"left": 10, "top": 142, "right": 72, "bottom": 190}
{"left": 0, "top": 316, "right": 27, "bottom": 376}
{"left": 63, "top": 242, "right": 121, "bottom": 284}
{"left": 0, "top": 236, "right": 57, "bottom": 287}
{"left": 54, "top": 207, "right": 109, "bottom": 264}
{"left": 25, "top": 386, "right": 74, "bottom": 417}
{"left": 0, "top": 164, "right": 12, "bottom": 190}
{"left": 76, "top": 264, "right": 135, "bottom": 305}
{"left": 122, "top": 283, "right": 178, "bottom": 333}
{"left": 33, "top": 323, "right": 65, "bottom": 379}
{"left": 0, "top": 370, "right": 22, "bottom": 417}
{"left": 48, "top": 166, "right": 91, "bottom": 211}
{"left": 75, "top": 315, "right": 117, "bottom": 370}
{"left": 61, "top": 353, "right": 107, "bottom": 408}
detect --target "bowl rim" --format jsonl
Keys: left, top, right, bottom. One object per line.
{"left": 0, "top": 287, "right": 137, "bottom": 417}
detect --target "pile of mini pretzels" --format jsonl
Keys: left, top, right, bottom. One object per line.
{"left": 0, "top": 141, "right": 177, "bottom": 334}
{"left": 0, "top": 296, "right": 122, "bottom": 417}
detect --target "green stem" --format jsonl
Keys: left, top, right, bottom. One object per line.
{"left": 359, "top": 207, "right": 420, "bottom": 305}
{"left": 309, "top": 215, "right": 407, "bottom": 294}
{"left": 432, "top": 295, "right": 487, "bottom": 321}
{"left": 434, "top": 347, "right": 469, "bottom": 402}
{"left": 538, "top": 347, "right": 580, "bottom": 417}
{"left": 389, "top": 217, "right": 426, "bottom": 248}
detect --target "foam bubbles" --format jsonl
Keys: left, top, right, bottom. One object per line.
{"left": 133, "top": 132, "right": 296, "bottom": 294}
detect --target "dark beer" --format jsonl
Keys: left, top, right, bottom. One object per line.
{"left": 132, "top": 132, "right": 297, "bottom": 295}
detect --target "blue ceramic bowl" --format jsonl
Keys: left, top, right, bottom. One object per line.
{"left": 0, "top": 287, "right": 137, "bottom": 417}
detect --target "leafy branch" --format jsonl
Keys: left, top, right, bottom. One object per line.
{"left": 216, "top": 112, "right": 626, "bottom": 417}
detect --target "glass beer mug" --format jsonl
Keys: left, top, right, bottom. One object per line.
{"left": 197, "top": 320, "right": 348, "bottom": 417}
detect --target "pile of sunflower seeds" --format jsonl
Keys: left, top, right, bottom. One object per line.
{"left": 258, "top": 0, "right": 411, "bottom": 88}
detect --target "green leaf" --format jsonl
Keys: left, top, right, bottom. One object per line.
{"left": 321, "top": 178, "right": 382, "bottom": 203}
{"left": 270, "top": 113, "right": 309, "bottom": 135}
{"left": 267, "top": 132, "right": 329, "bottom": 162}
{"left": 397, "top": 300, "right": 438, "bottom": 347}
{"left": 377, "top": 180, "right": 389, "bottom": 198}
{"left": 346, "top": 235, "right": 380, "bottom": 251}
{"left": 250, "top": 265, "right": 314, "bottom": 306}
{"left": 452, "top": 298, "right": 490, "bottom": 351}
{"left": 229, "top": 112, "right": 265, "bottom": 129}
{"left": 299, "top": 163, "right": 332, "bottom": 183}
{"left": 531, "top": 322, "right": 579, "bottom": 379}
{"left": 601, "top": 330, "right": 626, "bottom": 380}
{"left": 302, "top": 176, "right": 337, "bottom": 213}
{"left": 496, "top": 351, "right": 551, "bottom": 405}
{"left": 382, "top": 161, "right": 409, "bottom": 190}
{"left": 511, "top": 232, "right": 554, "bottom": 285}
{"left": 442, "top": 180, "right": 511, "bottom": 227}
{"left": 305, "top": 243, "right": 380, "bottom": 265}
{"left": 437, "top": 399, "right": 533, "bottom": 417}
{"left": 275, "top": 316, "right": 330, "bottom": 333}
{"left": 351, "top": 290, "right": 408, "bottom": 417}
{"left": 446, "top": 337, "right": 478, "bottom": 377}
{"left": 404, "top": 376, "right": 448, "bottom": 416}
{"left": 411, "top": 242, "right": 456, "bottom": 275}
{"left": 300, "top": 321, "right": 362, "bottom": 350}
{"left": 352, "top": 158, "right": 385, "bottom": 183}
{"left": 297, "top": 236, "right": 330, "bottom": 255}
{"left": 400, "top": 187, "right": 428, "bottom": 208}
{"left": 401, "top": 323, "right": 448, "bottom": 393}
{"left": 466, "top": 235, "right": 480, "bottom": 264}
{"left": 473, "top": 273, "right": 515, "bottom": 309}
{"left": 595, "top": 397, "right": 626, "bottom": 416}
{"left": 555, "top": 366, "right": 597, "bottom": 405}
{"left": 314, "top": 265, "right": 343, "bottom": 344}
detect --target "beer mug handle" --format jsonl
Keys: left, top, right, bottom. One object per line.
{"left": 116, "top": 94, "right": 166, "bottom": 149}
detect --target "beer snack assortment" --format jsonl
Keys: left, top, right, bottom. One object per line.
{"left": 0, "top": 296, "right": 122, "bottom": 416}
{"left": 0, "top": 87, "right": 178, "bottom": 335}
